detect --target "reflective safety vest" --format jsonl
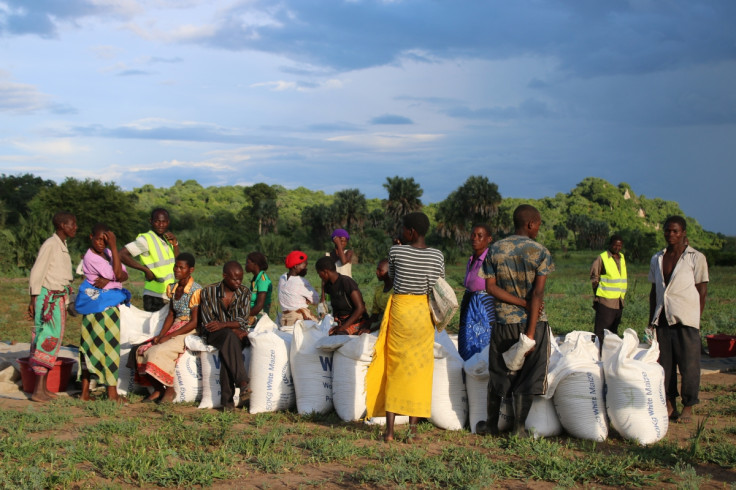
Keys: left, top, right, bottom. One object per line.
{"left": 596, "top": 252, "right": 627, "bottom": 300}
{"left": 139, "top": 231, "right": 175, "bottom": 296}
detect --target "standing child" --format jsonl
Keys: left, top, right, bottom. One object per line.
{"left": 136, "top": 253, "right": 201, "bottom": 404}
{"left": 27, "top": 211, "right": 77, "bottom": 403}
{"left": 75, "top": 223, "right": 132, "bottom": 402}
{"left": 367, "top": 259, "right": 393, "bottom": 330}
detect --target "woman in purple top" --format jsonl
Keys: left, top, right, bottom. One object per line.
{"left": 75, "top": 223, "right": 131, "bottom": 402}
{"left": 458, "top": 224, "right": 496, "bottom": 360}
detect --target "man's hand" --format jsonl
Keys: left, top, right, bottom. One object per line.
{"left": 143, "top": 268, "right": 156, "bottom": 282}
{"left": 204, "top": 321, "right": 226, "bottom": 333}
{"left": 163, "top": 232, "right": 178, "bottom": 247}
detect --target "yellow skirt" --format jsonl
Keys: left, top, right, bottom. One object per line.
{"left": 365, "top": 294, "right": 434, "bottom": 418}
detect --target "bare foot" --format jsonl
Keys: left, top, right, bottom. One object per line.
{"left": 143, "top": 391, "right": 162, "bottom": 403}
{"left": 30, "top": 392, "right": 53, "bottom": 403}
{"left": 159, "top": 387, "right": 176, "bottom": 404}
{"left": 677, "top": 406, "right": 694, "bottom": 424}
{"left": 382, "top": 432, "right": 394, "bottom": 443}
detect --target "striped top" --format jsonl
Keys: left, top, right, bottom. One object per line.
{"left": 388, "top": 245, "right": 445, "bottom": 295}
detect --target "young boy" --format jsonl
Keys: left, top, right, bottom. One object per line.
{"left": 27, "top": 211, "right": 77, "bottom": 402}
{"left": 368, "top": 259, "right": 393, "bottom": 330}
{"left": 120, "top": 208, "right": 179, "bottom": 312}
{"left": 476, "top": 204, "right": 554, "bottom": 436}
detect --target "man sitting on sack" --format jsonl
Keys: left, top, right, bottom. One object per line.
{"left": 278, "top": 250, "right": 320, "bottom": 327}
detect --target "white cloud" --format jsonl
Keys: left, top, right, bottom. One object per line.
{"left": 250, "top": 78, "right": 343, "bottom": 92}
{"left": 14, "top": 138, "right": 90, "bottom": 155}
{"left": 326, "top": 132, "right": 443, "bottom": 149}
{"left": 0, "top": 72, "right": 50, "bottom": 113}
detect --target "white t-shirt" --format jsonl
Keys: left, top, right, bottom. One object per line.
{"left": 278, "top": 273, "right": 319, "bottom": 311}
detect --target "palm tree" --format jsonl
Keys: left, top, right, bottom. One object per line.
{"left": 382, "top": 176, "right": 423, "bottom": 229}
{"left": 436, "top": 176, "right": 502, "bottom": 244}
{"left": 333, "top": 189, "right": 367, "bottom": 231}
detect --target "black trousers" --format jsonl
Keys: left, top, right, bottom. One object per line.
{"left": 488, "top": 321, "right": 550, "bottom": 397}
{"left": 143, "top": 295, "right": 167, "bottom": 312}
{"left": 206, "top": 328, "right": 248, "bottom": 407}
{"left": 593, "top": 303, "right": 623, "bottom": 346}
{"left": 656, "top": 322, "right": 701, "bottom": 407}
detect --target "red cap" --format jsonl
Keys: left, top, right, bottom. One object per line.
{"left": 285, "top": 250, "right": 308, "bottom": 269}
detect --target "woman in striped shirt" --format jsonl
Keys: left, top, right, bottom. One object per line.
{"left": 366, "top": 212, "right": 445, "bottom": 442}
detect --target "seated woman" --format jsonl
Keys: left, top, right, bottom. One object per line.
{"left": 316, "top": 256, "right": 371, "bottom": 336}
{"left": 245, "top": 251, "right": 273, "bottom": 322}
{"left": 458, "top": 224, "right": 496, "bottom": 361}
{"left": 328, "top": 228, "right": 354, "bottom": 277}
{"left": 75, "top": 223, "right": 132, "bottom": 402}
{"left": 136, "top": 253, "right": 201, "bottom": 404}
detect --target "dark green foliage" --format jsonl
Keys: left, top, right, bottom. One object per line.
{"left": 332, "top": 188, "right": 368, "bottom": 231}
{"left": 618, "top": 228, "right": 660, "bottom": 263}
{"left": 29, "top": 178, "right": 140, "bottom": 246}
{"left": 243, "top": 183, "right": 279, "bottom": 236}
{"left": 382, "top": 176, "right": 423, "bottom": 232}
{"left": 436, "top": 175, "right": 502, "bottom": 244}
{"left": 0, "top": 173, "right": 56, "bottom": 226}
{"left": 301, "top": 204, "right": 338, "bottom": 248}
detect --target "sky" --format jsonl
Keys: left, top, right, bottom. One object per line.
{"left": 1, "top": 0, "right": 735, "bottom": 235}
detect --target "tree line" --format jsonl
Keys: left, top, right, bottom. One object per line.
{"left": 0, "top": 173, "right": 731, "bottom": 273}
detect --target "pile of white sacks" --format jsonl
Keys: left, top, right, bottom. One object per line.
{"left": 118, "top": 304, "right": 667, "bottom": 444}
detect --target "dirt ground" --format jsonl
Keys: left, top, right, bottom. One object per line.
{"left": 1, "top": 371, "right": 735, "bottom": 488}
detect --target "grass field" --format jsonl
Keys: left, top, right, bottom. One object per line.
{"left": 1, "top": 252, "right": 735, "bottom": 488}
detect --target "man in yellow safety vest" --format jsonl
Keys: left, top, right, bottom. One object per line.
{"left": 120, "top": 208, "right": 179, "bottom": 312}
{"left": 590, "top": 235, "right": 626, "bottom": 348}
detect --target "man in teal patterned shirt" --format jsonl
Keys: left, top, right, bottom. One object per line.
{"left": 476, "top": 204, "right": 554, "bottom": 436}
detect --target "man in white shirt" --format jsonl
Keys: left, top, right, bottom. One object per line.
{"left": 278, "top": 250, "right": 319, "bottom": 326}
{"left": 649, "top": 215, "right": 708, "bottom": 424}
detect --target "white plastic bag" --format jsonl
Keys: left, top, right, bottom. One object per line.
{"left": 329, "top": 334, "right": 376, "bottom": 422}
{"left": 603, "top": 329, "right": 668, "bottom": 445}
{"left": 502, "top": 333, "right": 536, "bottom": 371}
{"left": 117, "top": 305, "right": 166, "bottom": 396}
{"left": 548, "top": 331, "right": 608, "bottom": 441}
{"left": 430, "top": 330, "right": 467, "bottom": 430}
{"left": 525, "top": 396, "right": 563, "bottom": 438}
{"left": 248, "top": 315, "right": 295, "bottom": 413}
{"left": 172, "top": 349, "right": 202, "bottom": 403}
{"left": 291, "top": 316, "right": 334, "bottom": 415}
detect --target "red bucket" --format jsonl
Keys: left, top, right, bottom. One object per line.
{"left": 706, "top": 334, "right": 736, "bottom": 358}
{"left": 17, "top": 357, "right": 77, "bottom": 393}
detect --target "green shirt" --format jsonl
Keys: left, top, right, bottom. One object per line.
{"left": 250, "top": 270, "right": 273, "bottom": 315}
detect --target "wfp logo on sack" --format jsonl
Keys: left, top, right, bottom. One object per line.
{"left": 319, "top": 356, "right": 333, "bottom": 372}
